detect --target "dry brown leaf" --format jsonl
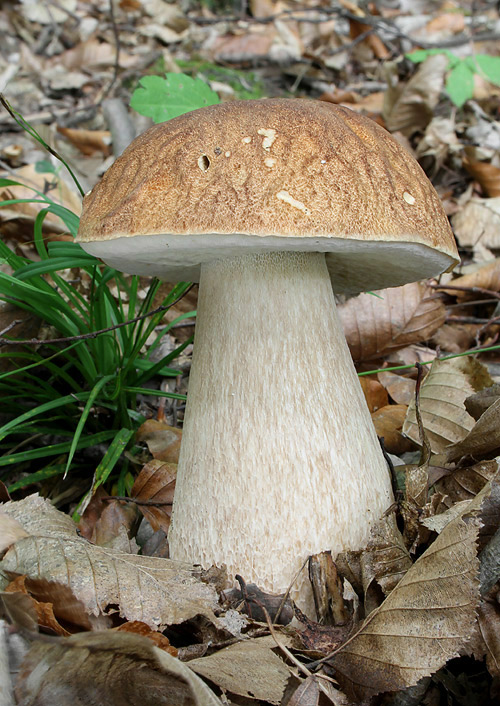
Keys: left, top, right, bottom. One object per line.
{"left": 425, "top": 12, "right": 465, "bottom": 35}
{"left": 339, "top": 282, "right": 445, "bottom": 363}
{"left": 472, "top": 594, "right": 500, "bottom": 678}
{"left": 57, "top": 127, "right": 111, "bottom": 156}
{"left": 359, "top": 377, "right": 388, "bottom": 413}
{"left": 377, "top": 371, "right": 416, "bottom": 406}
{"left": 371, "top": 404, "right": 415, "bottom": 455}
{"left": 432, "top": 323, "right": 479, "bottom": 354}
{"left": 0, "top": 513, "right": 28, "bottom": 554}
{"left": 55, "top": 38, "right": 138, "bottom": 71}
{"left": 0, "top": 495, "right": 217, "bottom": 629}
{"left": 434, "top": 459, "right": 499, "bottom": 507}
{"left": 452, "top": 196, "right": 500, "bottom": 257}
{"left": 5, "top": 575, "right": 92, "bottom": 635}
{"left": 403, "top": 357, "right": 493, "bottom": 454}
{"left": 335, "top": 515, "right": 412, "bottom": 616}
{"left": 383, "top": 54, "right": 448, "bottom": 136}
{"left": 136, "top": 419, "right": 182, "bottom": 462}
{"left": 115, "top": 620, "right": 177, "bottom": 655}
{"left": 15, "top": 631, "right": 222, "bottom": 706}
{"left": 463, "top": 153, "right": 500, "bottom": 198}
{"left": 190, "top": 636, "right": 291, "bottom": 704}
{"left": 213, "top": 30, "right": 276, "bottom": 64}
{"left": 130, "top": 459, "right": 176, "bottom": 533}
{"left": 447, "top": 259, "right": 500, "bottom": 299}
{"left": 78, "top": 486, "right": 139, "bottom": 549}
{"left": 446, "top": 398, "right": 500, "bottom": 461}
{"left": 329, "top": 507, "right": 481, "bottom": 701}
{"left": 349, "top": 18, "right": 389, "bottom": 60}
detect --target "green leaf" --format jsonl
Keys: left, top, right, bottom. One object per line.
{"left": 35, "top": 159, "right": 56, "bottom": 174}
{"left": 130, "top": 73, "right": 220, "bottom": 123}
{"left": 475, "top": 54, "right": 500, "bottom": 86}
{"left": 446, "top": 61, "right": 475, "bottom": 107}
{"left": 406, "top": 49, "right": 455, "bottom": 65}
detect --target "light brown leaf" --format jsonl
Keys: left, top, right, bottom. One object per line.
{"left": 434, "top": 459, "right": 499, "bottom": 506}
{"left": 403, "top": 357, "right": 493, "bottom": 453}
{"left": 371, "top": 405, "right": 415, "bottom": 455}
{"left": 136, "top": 420, "right": 182, "bottom": 463}
{"left": 447, "top": 260, "right": 500, "bottom": 299}
{"left": 57, "top": 127, "right": 111, "bottom": 156}
{"left": 463, "top": 154, "right": 500, "bottom": 198}
{"left": 0, "top": 513, "right": 28, "bottom": 554}
{"left": 15, "top": 631, "right": 222, "bottom": 706}
{"left": 452, "top": 196, "right": 500, "bottom": 257}
{"left": 339, "top": 282, "right": 445, "bottom": 363}
{"left": 131, "top": 460, "right": 176, "bottom": 533}
{"left": 377, "top": 371, "right": 416, "bottom": 406}
{"left": 359, "top": 377, "right": 388, "bottom": 413}
{"left": 0, "top": 495, "right": 217, "bottom": 629}
{"left": 330, "top": 507, "right": 481, "bottom": 701}
{"left": 190, "top": 636, "right": 291, "bottom": 704}
{"left": 446, "top": 397, "right": 500, "bottom": 461}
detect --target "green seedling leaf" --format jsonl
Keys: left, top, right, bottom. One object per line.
{"left": 446, "top": 61, "right": 475, "bottom": 107}
{"left": 406, "top": 48, "right": 455, "bottom": 64}
{"left": 130, "top": 73, "right": 220, "bottom": 123}
{"left": 475, "top": 54, "right": 500, "bottom": 85}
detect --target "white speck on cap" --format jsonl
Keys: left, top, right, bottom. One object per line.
{"left": 258, "top": 128, "right": 276, "bottom": 151}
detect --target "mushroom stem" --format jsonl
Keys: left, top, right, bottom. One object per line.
{"left": 168, "top": 251, "right": 393, "bottom": 614}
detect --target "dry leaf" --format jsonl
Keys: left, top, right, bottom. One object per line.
{"left": 15, "top": 631, "right": 222, "bottom": 706}
{"left": 190, "top": 636, "right": 291, "bottom": 704}
{"left": 434, "top": 458, "right": 499, "bottom": 506}
{"left": 115, "top": 621, "right": 177, "bottom": 655}
{"left": 403, "top": 357, "right": 493, "bottom": 454}
{"left": 447, "top": 259, "right": 500, "bottom": 299}
{"left": 425, "top": 12, "right": 465, "bottom": 35}
{"left": 452, "top": 196, "right": 500, "bottom": 257}
{"left": 136, "top": 420, "right": 182, "bottom": 462}
{"left": 463, "top": 153, "right": 500, "bottom": 198}
{"left": 329, "top": 507, "right": 481, "bottom": 701}
{"left": 130, "top": 460, "right": 176, "bottom": 533}
{"left": 377, "top": 371, "right": 416, "bottom": 406}
{"left": 0, "top": 495, "right": 217, "bottom": 629}
{"left": 339, "top": 282, "right": 445, "bottom": 362}
{"left": 384, "top": 54, "right": 448, "bottom": 136}
{"left": 57, "top": 127, "right": 111, "bottom": 156}
{"left": 359, "top": 377, "right": 388, "bottom": 412}
{"left": 466, "top": 383, "right": 500, "bottom": 420}
{"left": 0, "top": 513, "right": 29, "bottom": 554}
{"left": 371, "top": 405, "right": 415, "bottom": 455}
{"left": 446, "top": 397, "right": 500, "bottom": 461}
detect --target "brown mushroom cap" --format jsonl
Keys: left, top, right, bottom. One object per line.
{"left": 77, "top": 98, "right": 459, "bottom": 293}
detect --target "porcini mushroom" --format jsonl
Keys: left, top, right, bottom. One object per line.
{"left": 77, "top": 99, "right": 459, "bottom": 614}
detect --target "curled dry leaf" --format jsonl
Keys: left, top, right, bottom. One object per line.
{"left": 445, "top": 259, "right": 500, "bottom": 300}
{"left": 463, "top": 153, "right": 500, "bottom": 198}
{"left": 434, "top": 458, "right": 499, "bottom": 506}
{"left": 136, "top": 419, "right": 182, "bottom": 463}
{"left": 377, "top": 371, "right": 416, "bottom": 406}
{"left": 452, "top": 196, "right": 500, "bottom": 257}
{"left": 57, "top": 127, "right": 111, "bottom": 156}
{"left": 383, "top": 54, "right": 448, "bottom": 136}
{"left": 15, "top": 631, "right": 222, "bottom": 706}
{"left": 446, "top": 397, "right": 500, "bottom": 462}
{"left": 0, "top": 495, "right": 217, "bottom": 629}
{"left": 329, "top": 506, "right": 481, "bottom": 701}
{"left": 371, "top": 405, "right": 415, "bottom": 455}
{"left": 466, "top": 383, "right": 500, "bottom": 420}
{"left": 403, "top": 357, "right": 493, "bottom": 454}
{"left": 338, "top": 282, "right": 445, "bottom": 363}
{"left": 0, "top": 513, "right": 28, "bottom": 554}
{"left": 131, "top": 459, "right": 177, "bottom": 534}
{"left": 190, "top": 636, "right": 291, "bottom": 704}
{"left": 359, "top": 377, "right": 388, "bottom": 413}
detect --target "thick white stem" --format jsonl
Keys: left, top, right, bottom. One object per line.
{"left": 168, "top": 251, "right": 393, "bottom": 613}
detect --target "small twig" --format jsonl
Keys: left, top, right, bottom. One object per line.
{"left": 104, "top": 496, "right": 172, "bottom": 507}
{"left": 98, "top": 0, "right": 121, "bottom": 102}
{"left": 0, "top": 284, "right": 195, "bottom": 347}
{"left": 432, "top": 283, "right": 500, "bottom": 300}
{"left": 0, "top": 320, "right": 22, "bottom": 338}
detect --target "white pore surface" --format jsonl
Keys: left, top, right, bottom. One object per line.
{"left": 167, "top": 251, "right": 394, "bottom": 615}
{"left": 80, "top": 232, "right": 454, "bottom": 294}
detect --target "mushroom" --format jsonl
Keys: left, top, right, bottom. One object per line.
{"left": 77, "top": 99, "right": 459, "bottom": 614}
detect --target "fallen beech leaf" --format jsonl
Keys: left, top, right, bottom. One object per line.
{"left": 471, "top": 595, "right": 500, "bottom": 678}
{"left": 446, "top": 397, "right": 500, "bottom": 461}
{"left": 0, "top": 495, "right": 217, "bottom": 629}
{"left": 339, "top": 282, "right": 445, "bottom": 362}
{"left": 384, "top": 55, "right": 447, "bottom": 136}
{"left": 403, "top": 357, "right": 493, "bottom": 453}
{"left": 116, "top": 621, "right": 177, "bottom": 655}
{"left": 359, "top": 377, "right": 388, "bottom": 412}
{"left": 329, "top": 506, "right": 481, "bottom": 701}
{"left": 190, "top": 636, "right": 291, "bottom": 704}
{"left": 0, "top": 514, "right": 28, "bottom": 554}
{"left": 136, "top": 419, "right": 182, "bottom": 462}
{"left": 131, "top": 460, "right": 176, "bottom": 533}
{"left": 425, "top": 12, "right": 465, "bottom": 35}
{"left": 377, "top": 371, "right": 416, "bottom": 406}
{"left": 463, "top": 154, "right": 500, "bottom": 198}
{"left": 447, "top": 260, "right": 500, "bottom": 300}
{"left": 371, "top": 404, "right": 415, "bottom": 454}
{"left": 57, "top": 127, "right": 111, "bottom": 156}
{"left": 434, "top": 459, "right": 499, "bottom": 506}
{"left": 5, "top": 575, "right": 92, "bottom": 635}
{"left": 452, "top": 196, "right": 500, "bottom": 257}
{"left": 16, "top": 631, "right": 222, "bottom": 705}
{"left": 285, "top": 675, "right": 350, "bottom": 706}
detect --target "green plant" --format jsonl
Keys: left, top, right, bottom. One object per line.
{"left": 0, "top": 181, "right": 193, "bottom": 491}
{"left": 130, "top": 72, "right": 220, "bottom": 123}
{"left": 407, "top": 49, "right": 500, "bottom": 108}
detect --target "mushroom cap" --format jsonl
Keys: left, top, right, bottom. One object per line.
{"left": 77, "top": 98, "right": 459, "bottom": 293}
